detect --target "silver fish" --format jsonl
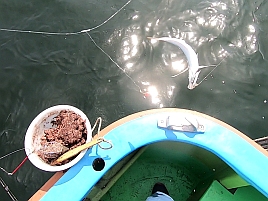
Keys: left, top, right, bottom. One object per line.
{"left": 148, "top": 37, "right": 210, "bottom": 90}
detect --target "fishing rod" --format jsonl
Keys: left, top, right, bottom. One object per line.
{"left": 0, "top": 176, "right": 18, "bottom": 201}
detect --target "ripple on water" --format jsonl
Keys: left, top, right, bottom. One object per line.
{"left": 1, "top": 0, "right": 268, "bottom": 200}
{"left": 102, "top": 0, "right": 260, "bottom": 108}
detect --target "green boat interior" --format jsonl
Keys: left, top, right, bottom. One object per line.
{"left": 86, "top": 141, "right": 267, "bottom": 201}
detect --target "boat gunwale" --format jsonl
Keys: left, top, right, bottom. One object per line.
{"left": 29, "top": 108, "right": 268, "bottom": 200}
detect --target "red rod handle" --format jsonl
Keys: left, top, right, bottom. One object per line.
{"left": 11, "top": 156, "right": 28, "bottom": 175}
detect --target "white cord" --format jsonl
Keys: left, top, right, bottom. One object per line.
{"left": 91, "top": 117, "right": 113, "bottom": 150}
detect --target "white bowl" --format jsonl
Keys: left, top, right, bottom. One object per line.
{"left": 24, "top": 105, "right": 92, "bottom": 172}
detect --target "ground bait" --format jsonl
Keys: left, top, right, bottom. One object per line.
{"left": 38, "top": 110, "right": 87, "bottom": 165}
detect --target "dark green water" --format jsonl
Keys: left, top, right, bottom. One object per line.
{"left": 0, "top": 0, "right": 267, "bottom": 200}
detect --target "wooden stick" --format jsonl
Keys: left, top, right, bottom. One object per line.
{"left": 53, "top": 138, "right": 102, "bottom": 165}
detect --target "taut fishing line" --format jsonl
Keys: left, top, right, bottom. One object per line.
{"left": 0, "top": 148, "right": 32, "bottom": 175}
{"left": 0, "top": 148, "right": 26, "bottom": 201}
{"left": 0, "top": 148, "right": 25, "bottom": 161}
{"left": 0, "top": 0, "right": 135, "bottom": 163}
{"left": 0, "top": 0, "right": 144, "bottom": 94}
{"left": 0, "top": 0, "right": 133, "bottom": 36}
{"left": 86, "top": 32, "right": 143, "bottom": 93}
{"left": 0, "top": 1, "right": 139, "bottom": 199}
{"left": 196, "top": 57, "right": 227, "bottom": 87}
{"left": 0, "top": 176, "right": 18, "bottom": 201}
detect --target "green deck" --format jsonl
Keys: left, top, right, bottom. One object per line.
{"left": 86, "top": 141, "right": 267, "bottom": 201}
{"left": 200, "top": 181, "right": 268, "bottom": 201}
{"left": 100, "top": 145, "right": 200, "bottom": 200}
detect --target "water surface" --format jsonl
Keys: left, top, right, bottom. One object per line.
{"left": 0, "top": 0, "right": 268, "bottom": 200}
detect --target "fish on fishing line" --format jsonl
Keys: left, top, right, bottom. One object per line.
{"left": 147, "top": 37, "right": 225, "bottom": 89}
{"left": 0, "top": 0, "right": 223, "bottom": 91}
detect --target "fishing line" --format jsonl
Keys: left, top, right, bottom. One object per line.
{"left": 171, "top": 68, "right": 189, "bottom": 78}
{"left": 0, "top": 28, "right": 80, "bottom": 35}
{"left": 0, "top": 148, "right": 31, "bottom": 176}
{"left": 196, "top": 57, "right": 226, "bottom": 86}
{"left": 1, "top": 0, "right": 143, "bottom": 94}
{"left": 0, "top": 148, "right": 25, "bottom": 161}
{"left": 5, "top": 113, "right": 12, "bottom": 122}
{"left": 86, "top": 32, "right": 144, "bottom": 94}
{"left": 0, "top": 0, "right": 133, "bottom": 36}
{"left": 252, "top": 10, "right": 266, "bottom": 60}
{"left": 0, "top": 176, "right": 18, "bottom": 201}
{"left": 80, "top": 0, "right": 133, "bottom": 33}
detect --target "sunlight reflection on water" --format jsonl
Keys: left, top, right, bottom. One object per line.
{"left": 0, "top": 0, "right": 268, "bottom": 200}
{"left": 106, "top": 0, "right": 261, "bottom": 108}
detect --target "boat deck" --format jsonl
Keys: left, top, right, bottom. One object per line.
{"left": 31, "top": 109, "right": 268, "bottom": 201}
{"left": 101, "top": 147, "right": 198, "bottom": 200}
{"left": 87, "top": 141, "right": 268, "bottom": 201}
{"left": 87, "top": 141, "right": 218, "bottom": 201}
